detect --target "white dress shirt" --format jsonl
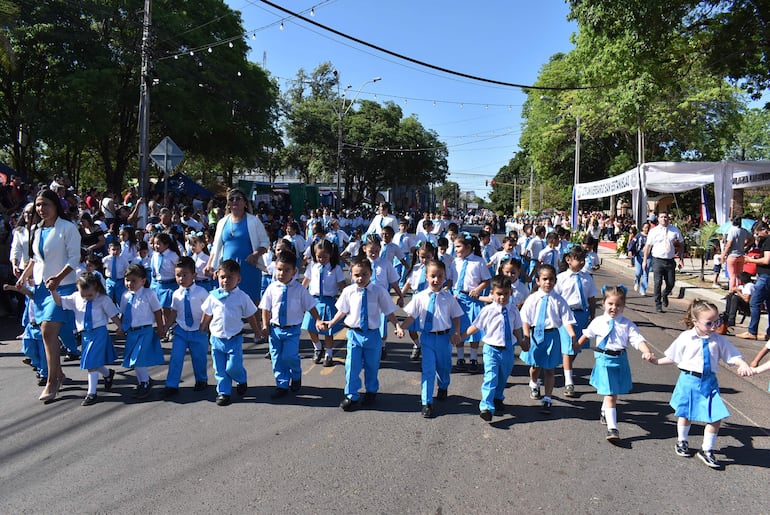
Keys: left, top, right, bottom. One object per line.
{"left": 259, "top": 280, "right": 317, "bottom": 327}
{"left": 202, "top": 287, "right": 257, "bottom": 339}
{"left": 336, "top": 282, "right": 397, "bottom": 330}
{"left": 171, "top": 284, "right": 209, "bottom": 331}
{"left": 404, "top": 289, "right": 464, "bottom": 332}
{"left": 61, "top": 292, "right": 119, "bottom": 332}
{"left": 472, "top": 302, "right": 522, "bottom": 347}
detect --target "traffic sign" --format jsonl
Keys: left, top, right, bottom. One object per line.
{"left": 150, "top": 136, "right": 184, "bottom": 173}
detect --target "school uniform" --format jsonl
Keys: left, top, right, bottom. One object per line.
{"left": 582, "top": 250, "right": 600, "bottom": 273}
{"left": 538, "top": 247, "right": 561, "bottom": 269}
{"left": 519, "top": 290, "right": 575, "bottom": 369}
{"left": 165, "top": 284, "right": 209, "bottom": 389}
{"left": 325, "top": 229, "right": 349, "bottom": 253}
{"left": 336, "top": 282, "right": 397, "bottom": 401}
{"left": 525, "top": 236, "right": 545, "bottom": 276}
{"left": 404, "top": 289, "right": 464, "bottom": 405}
{"left": 21, "top": 300, "right": 47, "bottom": 380}
{"left": 202, "top": 287, "right": 257, "bottom": 396}
{"left": 554, "top": 269, "right": 598, "bottom": 354}
{"left": 393, "top": 232, "right": 414, "bottom": 285}
{"left": 120, "top": 242, "right": 137, "bottom": 263}
{"left": 583, "top": 315, "right": 645, "bottom": 395}
{"left": 151, "top": 249, "right": 179, "bottom": 307}
{"left": 259, "top": 280, "right": 317, "bottom": 390}
{"left": 414, "top": 231, "right": 438, "bottom": 248}
{"left": 61, "top": 292, "right": 119, "bottom": 370}
{"left": 370, "top": 256, "right": 400, "bottom": 340}
{"left": 664, "top": 329, "right": 744, "bottom": 423}
{"left": 103, "top": 254, "right": 130, "bottom": 305}
{"left": 193, "top": 251, "right": 214, "bottom": 291}
{"left": 474, "top": 302, "right": 523, "bottom": 412}
{"left": 120, "top": 287, "right": 165, "bottom": 368}
{"left": 452, "top": 254, "right": 492, "bottom": 343}
{"left": 302, "top": 262, "right": 345, "bottom": 335}
{"left": 511, "top": 280, "right": 530, "bottom": 307}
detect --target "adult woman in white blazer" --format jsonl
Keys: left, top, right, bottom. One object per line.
{"left": 17, "top": 188, "right": 82, "bottom": 402}
{"left": 204, "top": 188, "right": 270, "bottom": 302}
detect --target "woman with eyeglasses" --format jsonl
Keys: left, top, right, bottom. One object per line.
{"left": 205, "top": 188, "right": 270, "bottom": 307}
{"left": 16, "top": 188, "right": 82, "bottom": 402}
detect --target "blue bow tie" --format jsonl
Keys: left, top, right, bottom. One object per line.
{"left": 212, "top": 288, "right": 230, "bottom": 300}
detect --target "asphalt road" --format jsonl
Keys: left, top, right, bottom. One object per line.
{"left": 1, "top": 250, "right": 769, "bottom": 514}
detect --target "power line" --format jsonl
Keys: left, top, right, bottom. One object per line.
{"left": 257, "top": 0, "right": 603, "bottom": 91}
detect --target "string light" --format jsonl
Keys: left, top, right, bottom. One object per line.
{"left": 279, "top": 21, "right": 284, "bottom": 30}
{"left": 208, "top": 47, "right": 212, "bottom": 53}
{"left": 228, "top": 42, "right": 233, "bottom": 48}
{"left": 310, "top": 8, "right": 315, "bottom": 16}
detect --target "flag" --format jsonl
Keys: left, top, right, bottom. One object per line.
{"left": 700, "top": 186, "right": 710, "bottom": 223}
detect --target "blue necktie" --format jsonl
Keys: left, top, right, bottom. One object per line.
{"left": 573, "top": 273, "right": 588, "bottom": 311}
{"left": 122, "top": 293, "right": 134, "bottom": 331}
{"left": 424, "top": 292, "right": 436, "bottom": 332}
{"left": 359, "top": 287, "right": 368, "bottom": 330}
{"left": 534, "top": 294, "right": 548, "bottom": 341}
{"left": 371, "top": 263, "right": 378, "bottom": 285}
{"left": 379, "top": 245, "right": 387, "bottom": 259}
{"left": 455, "top": 260, "right": 468, "bottom": 294}
{"left": 417, "top": 267, "right": 427, "bottom": 292}
{"left": 154, "top": 252, "right": 163, "bottom": 279}
{"left": 551, "top": 251, "right": 557, "bottom": 267}
{"left": 84, "top": 300, "right": 93, "bottom": 331}
{"left": 111, "top": 257, "right": 117, "bottom": 280}
{"left": 184, "top": 288, "right": 194, "bottom": 326}
{"left": 699, "top": 336, "right": 718, "bottom": 396}
{"left": 598, "top": 318, "right": 615, "bottom": 350}
{"left": 279, "top": 284, "right": 288, "bottom": 326}
{"left": 502, "top": 306, "right": 513, "bottom": 347}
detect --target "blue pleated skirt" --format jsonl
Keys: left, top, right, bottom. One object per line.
{"left": 81, "top": 325, "right": 118, "bottom": 370}
{"left": 122, "top": 326, "right": 165, "bottom": 368}
{"left": 589, "top": 351, "right": 632, "bottom": 395}
{"left": 302, "top": 296, "right": 344, "bottom": 335}
{"left": 669, "top": 372, "right": 730, "bottom": 423}
{"left": 520, "top": 329, "right": 561, "bottom": 369}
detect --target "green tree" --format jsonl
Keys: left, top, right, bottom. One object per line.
{"left": 434, "top": 181, "right": 460, "bottom": 211}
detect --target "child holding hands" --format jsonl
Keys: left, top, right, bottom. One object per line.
{"left": 397, "top": 259, "right": 464, "bottom": 418}
{"left": 259, "top": 251, "right": 323, "bottom": 398}
{"left": 457, "top": 275, "right": 527, "bottom": 422}
{"left": 649, "top": 299, "right": 751, "bottom": 468}
{"left": 577, "top": 285, "right": 653, "bottom": 440}
{"left": 51, "top": 272, "right": 121, "bottom": 406}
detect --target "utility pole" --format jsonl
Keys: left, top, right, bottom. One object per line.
{"left": 137, "top": 0, "right": 152, "bottom": 200}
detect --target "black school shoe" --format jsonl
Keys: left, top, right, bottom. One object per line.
{"left": 289, "top": 379, "right": 301, "bottom": 393}
{"left": 81, "top": 394, "right": 98, "bottom": 406}
{"left": 103, "top": 369, "right": 115, "bottom": 391}
{"left": 270, "top": 387, "right": 289, "bottom": 399}
{"left": 480, "top": 410, "right": 493, "bottom": 422}
{"left": 421, "top": 404, "right": 433, "bottom": 418}
{"left": 161, "top": 386, "right": 179, "bottom": 398}
{"left": 134, "top": 381, "right": 152, "bottom": 399}
{"left": 435, "top": 388, "right": 448, "bottom": 401}
{"left": 193, "top": 381, "right": 208, "bottom": 392}
{"left": 216, "top": 393, "right": 231, "bottom": 406}
{"left": 313, "top": 349, "right": 323, "bottom": 364}
{"left": 493, "top": 398, "right": 505, "bottom": 415}
{"left": 339, "top": 397, "right": 358, "bottom": 411}
{"left": 236, "top": 382, "right": 248, "bottom": 396}
{"left": 361, "top": 392, "right": 377, "bottom": 406}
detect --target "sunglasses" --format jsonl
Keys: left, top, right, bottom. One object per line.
{"left": 228, "top": 196, "right": 244, "bottom": 202}
{"left": 699, "top": 319, "right": 722, "bottom": 329}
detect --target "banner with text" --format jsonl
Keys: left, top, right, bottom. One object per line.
{"left": 575, "top": 169, "right": 638, "bottom": 200}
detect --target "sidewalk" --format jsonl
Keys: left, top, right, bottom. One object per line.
{"left": 597, "top": 245, "right": 770, "bottom": 394}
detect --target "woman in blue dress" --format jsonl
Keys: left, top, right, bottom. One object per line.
{"left": 205, "top": 188, "right": 270, "bottom": 304}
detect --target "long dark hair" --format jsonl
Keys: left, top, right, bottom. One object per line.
{"left": 28, "top": 188, "right": 71, "bottom": 260}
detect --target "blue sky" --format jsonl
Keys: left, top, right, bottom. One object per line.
{"left": 225, "top": 0, "right": 577, "bottom": 199}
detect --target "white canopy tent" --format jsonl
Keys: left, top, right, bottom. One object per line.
{"left": 573, "top": 160, "right": 770, "bottom": 227}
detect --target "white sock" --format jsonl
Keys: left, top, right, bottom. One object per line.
{"left": 98, "top": 366, "right": 110, "bottom": 376}
{"left": 564, "top": 369, "right": 574, "bottom": 385}
{"left": 457, "top": 347, "right": 465, "bottom": 360}
{"left": 325, "top": 348, "right": 333, "bottom": 358}
{"left": 469, "top": 348, "right": 478, "bottom": 360}
{"left": 542, "top": 395, "right": 552, "bottom": 403}
{"left": 529, "top": 380, "right": 539, "bottom": 389}
{"left": 87, "top": 371, "right": 99, "bottom": 395}
{"left": 135, "top": 367, "right": 150, "bottom": 383}
{"left": 313, "top": 341, "right": 322, "bottom": 350}
{"left": 412, "top": 337, "right": 420, "bottom": 348}
{"left": 677, "top": 423, "right": 691, "bottom": 442}
{"left": 702, "top": 431, "right": 718, "bottom": 452}
{"left": 605, "top": 408, "right": 618, "bottom": 429}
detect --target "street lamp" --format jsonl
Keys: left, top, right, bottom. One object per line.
{"left": 335, "top": 71, "right": 381, "bottom": 210}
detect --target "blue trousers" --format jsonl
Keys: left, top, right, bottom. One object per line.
{"left": 211, "top": 334, "right": 246, "bottom": 395}
{"left": 166, "top": 327, "right": 209, "bottom": 388}
{"left": 420, "top": 332, "right": 452, "bottom": 405}
{"left": 344, "top": 328, "right": 382, "bottom": 401}
{"left": 269, "top": 325, "right": 302, "bottom": 389}
{"left": 106, "top": 277, "right": 125, "bottom": 306}
{"left": 480, "top": 344, "right": 514, "bottom": 412}
{"left": 749, "top": 274, "right": 770, "bottom": 335}
{"left": 23, "top": 324, "right": 47, "bottom": 378}
{"left": 633, "top": 256, "right": 649, "bottom": 293}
